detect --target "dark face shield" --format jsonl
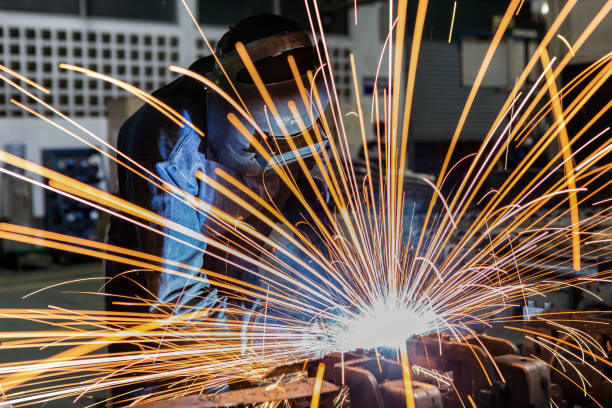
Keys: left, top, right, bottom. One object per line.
{"left": 206, "top": 31, "right": 331, "bottom": 177}
{"left": 206, "top": 74, "right": 330, "bottom": 176}
{"left": 253, "top": 120, "right": 330, "bottom": 173}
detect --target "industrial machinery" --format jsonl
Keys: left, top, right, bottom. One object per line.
{"left": 524, "top": 311, "right": 612, "bottom": 407}
{"left": 42, "top": 148, "right": 106, "bottom": 263}
{"left": 0, "top": 144, "right": 45, "bottom": 269}
{"left": 139, "top": 331, "right": 572, "bottom": 408}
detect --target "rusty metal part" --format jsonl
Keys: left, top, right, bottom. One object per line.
{"left": 465, "top": 334, "right": 519, "bottom": 357}
{"left": 403, "top": 333, "right": 555, "bottom": 408}
{"left": 494, "top": 354, "right": 550, "bottom": 408}
{"left": 380, "top": 381, "right": 443, "bottom": 408}
{"left": 139, "top": 377, "right": 339, "bottom": 408}
{"left": 328, "top": 355, "right": 442, "bottom": 408}
{"left": 523, "top": 310, "right": 612, "bottom": 407}
{"left": 405, "top": 334, "right": 503, "bottom": 407}
{"left": 549, "top": 383, "right": 568, "bottom": 408}
{"left": 136, "top": 332, "right": 559, "bottom": 408}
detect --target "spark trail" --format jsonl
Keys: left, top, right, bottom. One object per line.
{"left": 0, "top": 0, "right": 611, "bottom": 407}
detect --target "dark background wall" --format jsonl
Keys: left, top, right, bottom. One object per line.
{"left": 406, "top": 0, "right": 541, "bottom": 40}
{"left": 0, "top": 0, "right": 80, "bottom": 15}
{"left": 0, "top": 0, "right": 177, "bottom": 21}
{"left": 86, "top": 0, "right": 177, "bottom": 22}
{"left": 198, "top": 0, "right": 274, "bottom": 26}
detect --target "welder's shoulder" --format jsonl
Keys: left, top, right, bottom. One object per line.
{"left": 116, "top": 85, "right": 203, "bottom": 162}
{"left": 115, "top": 56, "right": 212, "bottom": 163}
{"left": 116, "top": 105, "right": 175, "bottom": 160}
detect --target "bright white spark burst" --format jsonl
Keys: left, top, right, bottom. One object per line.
{"left": 324, "top": 299, "right": 442, "bottom": 351}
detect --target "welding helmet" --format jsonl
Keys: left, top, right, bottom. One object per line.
{"left": 206, "top": 14, "right": 330, "bottom": 177}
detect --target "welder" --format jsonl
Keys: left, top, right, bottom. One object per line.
{"left": 104, "top": 13, "right": 330, "bottom": 403}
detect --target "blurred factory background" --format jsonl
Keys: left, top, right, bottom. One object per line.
{"left": 0, "top": 1, "right": 608, "bottom": 286}
{"left": 0, "top": 0, "right": 608, "bottom": 277}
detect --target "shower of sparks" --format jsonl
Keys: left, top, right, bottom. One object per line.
{"left": 0, "top": 0, "right": 611, "bottom": 407}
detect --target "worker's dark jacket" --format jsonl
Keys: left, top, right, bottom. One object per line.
{"left": 105, "top": 56, "right": 324, "bottom": 321}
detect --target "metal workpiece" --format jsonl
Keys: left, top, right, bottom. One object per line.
{"left": 328, "top": 334, "right": 553, "bottom": 408}
{"left": 463, "top": 334, "right": 519, "bottom": 357}
{"left": 523, "top": 311, "right": 612, "bottom": 407}
{"left": 380, "top": 381, "right": 443, "bottom": 408}
{"left": 405, "top": 334, "right": 503, "bottom": 407}
{"left": 137, "top": 333, "right": 559, "bottom": 408}
{"left": 404, "top": 334, "right": 557, "bottom": 408}
{"left": 494, "top": 355, "right": 550, "bottom": 408}
{"left": 327, "top": 354, "right": 442, "bottom": 408}
{"left": 138, "top": 377, "right": 339, "bottom": 408}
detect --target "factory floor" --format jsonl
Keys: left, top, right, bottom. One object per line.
{"left": 0, "top": 261, "right": 107, "bottom": 407}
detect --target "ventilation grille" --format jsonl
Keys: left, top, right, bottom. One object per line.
{"left": 0, "top": 23, "right": 354, "bottom": 117}
{"left": 194, "top": 39, "right": 353, "bottom": 101}
{"left": 0, "top": 25, "right": 181, "bottom": 117}
{"left": 195, "top": 38, "right": 218, "bottom": 60}
{"left": 329, "top": 44, "right": 352, "bottom": 100}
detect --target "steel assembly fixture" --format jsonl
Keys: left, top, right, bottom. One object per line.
{"left": 140, "top": 331, "right": 568, "bottom": 408}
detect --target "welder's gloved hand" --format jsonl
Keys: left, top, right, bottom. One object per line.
{"left": 239, "top": 300, "right": 260, "bottom": 356}
{"left": 239, "top": 299, "right": 292, "bottom": 357}
{"left": 282, "top": 174, "right": 332, "bottom": 268}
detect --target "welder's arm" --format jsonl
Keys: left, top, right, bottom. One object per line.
{"left": 240, "top": 177, "right": 333, "bottom": 351}
{"left": 275, "top": 176, "right": 334, "bottom": 295}
{"left": 124, "top": 157, "right": 223, "bottom": 316}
